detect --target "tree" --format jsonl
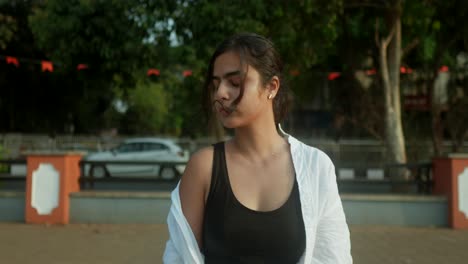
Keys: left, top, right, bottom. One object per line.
{"left": 445, "top": 67, "right": 468, "bottom": 152}
{"left": 169, "top": 0, "right": 342, "bottom": 138}
{"left": 336, "top": 0, "right": 468, "bottom": 173}
{"left": 414, "top": 0, "right": 468, "bottom": 155}
{"left": 120, "top": 78, "right": 170, "bottom": 135}
{"left": 374, "top": 0, "right": 408, "bottom": 180}
{"left": 331, "top": 8, "right": 386, "bottom": 141}
{"left": 27, "top": 0, "right": 151, "bottom": 132}
{"left": 338, "top": 0, "right": 407, "bottom": 179}
{"left": 0, "top": 0, "right": 172, "bottom": 133}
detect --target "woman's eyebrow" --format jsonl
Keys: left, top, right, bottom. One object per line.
{"left": 212, "top": 70, "right": 241, "bottom": 80}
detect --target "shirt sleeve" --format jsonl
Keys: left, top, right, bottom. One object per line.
{"left": 311, "top": 162, "right": 353, "bottom": 263}
{"left": 162, "top": 185, "right": 204, "bottom": 264}
{"left": 163, "top": 237, "right": 183, "bottom": 264}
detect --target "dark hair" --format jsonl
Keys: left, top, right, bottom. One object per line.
{"left": 203, "top": 32, "right": 290, "bottom": 124}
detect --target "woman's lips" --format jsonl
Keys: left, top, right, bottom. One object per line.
{"left": 214, "top": 100, "right": 232, "bottom": 116}
{"left": 218, "top": 106, "right": 231, "bottom": 116}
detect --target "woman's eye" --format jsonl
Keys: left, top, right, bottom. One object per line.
{"left": 229, "top": 78, "right": 241, "bottom": 87}
{"left": 212, "top": 80, "right": 220, "bottom": 89}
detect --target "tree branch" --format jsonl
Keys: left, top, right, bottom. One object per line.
{"left": 401, "top": 37, "right": 420, "bottom": 59}
{"left": 347, "top": 116, "right": 384, "bottom": 141}
{"left": 375, "top": 18, "right": 380, "bottom": 48}
{"left": 382, "top": 21, "right": 396, "bottom": 48}
{"left": 375, "top": 16, "right": 396, "bottom": 49}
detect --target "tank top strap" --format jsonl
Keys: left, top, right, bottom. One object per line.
{"left": 206, "top": 142, "right": 228, "bottom": 204}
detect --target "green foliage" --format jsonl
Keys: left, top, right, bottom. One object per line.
{"left": 1, "top": 0, "right": 467, "bottom": 142}
{"left": 123, "top": 79, "right": 170, "bottom": 134}
{"left": 29, "top": 0, "right": 147, "bottom": 71}
{"left": 0, "top": 0, "right": 168, "bottom": 133}
{"left": 168, "top": 0, "right": 342, "bottom": 113}
{"left": 422, "top": 35, "right": 437, "bottom": 62}
{"left": 403, "top": 0, "right": 468, "bottom": 67}
{"left": 0, "top": 13, "right": 16, "bottom": 49}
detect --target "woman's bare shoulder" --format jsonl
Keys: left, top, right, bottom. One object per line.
{"left": 186, "top": 146, "right": 214, "bottom": 174}
{"left": 180, "top": 145, "right": 214, "bottom": 188}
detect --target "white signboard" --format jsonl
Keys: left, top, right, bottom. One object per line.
{"left": 459, "top": 168, "right": 468, "bottom": 218}
{"left": 31, "top": 163, "right": 60, "bottom": 215}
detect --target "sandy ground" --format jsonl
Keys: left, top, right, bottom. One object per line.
{"left": 1, "top": 223, "right": 468, "bottom": 264}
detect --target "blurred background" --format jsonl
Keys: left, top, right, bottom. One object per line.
{"left": 1, "top": 1, "right": 468, "bottom": 263}
{"left": 1, "top": 0, "right": 467, "bottom": 191}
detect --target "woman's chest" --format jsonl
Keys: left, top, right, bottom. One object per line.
{"left": 225, "top": 152, "right": 296, "bottom": 212}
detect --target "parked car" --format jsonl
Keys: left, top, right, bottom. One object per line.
{"left": 83, "top": 138, "right": 189, "bottom": 180}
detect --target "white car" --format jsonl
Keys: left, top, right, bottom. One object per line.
{"left": 83, "top": 138, "right": 189, "bottom": 180}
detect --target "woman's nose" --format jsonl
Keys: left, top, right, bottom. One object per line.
{"left": 214, "top": 81, "right": 229, "bottom": 100}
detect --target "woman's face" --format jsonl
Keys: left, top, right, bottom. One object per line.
{"left": 211, "top": 51, "right": 271, "bottom": 128}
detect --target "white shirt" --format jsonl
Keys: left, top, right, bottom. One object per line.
{"left": 163, "top": 135, "right": 353, "bottom": 263}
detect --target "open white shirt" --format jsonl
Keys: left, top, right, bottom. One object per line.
{"left": 163, "top": 135, "right": 353, "bottom": 263}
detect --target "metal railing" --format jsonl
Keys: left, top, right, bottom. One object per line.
{"left": 0, "top": 159, "right": 433, "bottom": 193}
{"left": 336, "top": 162, "right": 433, "bottom": 194}
{"left": 0, "top": 159, "right": 186, "bottom": 190}
{"left": 0, "top": 159, "right": 27, "bottom": 181}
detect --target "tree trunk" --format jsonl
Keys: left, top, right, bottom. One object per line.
{"left": 429, "top": 36, "right": 457, "bottom": 157}
{"left": 431, "top": 97, "right": 444, "bottom": 156}
{"left": 377, "top": 0, "right": 408, "bottom": 188}
{"left": 430, "top": 50, "right": 448, "bottom": 157}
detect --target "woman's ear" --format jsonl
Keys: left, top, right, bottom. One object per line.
{"left": 267, "top": 76, "right": 280, "bottom": 98}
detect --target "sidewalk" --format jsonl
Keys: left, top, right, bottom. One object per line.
{"left": 1, "top": 223, "right": 467, "bottom": 264}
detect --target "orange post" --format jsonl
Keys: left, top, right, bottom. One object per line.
{"left": 433, "top": 154, "right": 468, "bottom": 229}
{"left": 25, "top": 152, "right": 83, "bottom": 224}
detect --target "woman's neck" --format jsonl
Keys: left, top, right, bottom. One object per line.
{"left": 231, "top": 116, "right": 287, "bottom": 161}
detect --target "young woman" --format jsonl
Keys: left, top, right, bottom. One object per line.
{"left": 163, "top": 33, "right": 352, "bottom": 263}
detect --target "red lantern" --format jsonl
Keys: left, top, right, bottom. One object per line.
{"left": 183, "top": 70, "right": 192, "bottom": 77}
{"left": 147, "top": 68, "right": 160, "bottom": 76}
{"left": 77, "top": 64, "right": 88, "bottom": 70}
{"left": 439, "top": 65, "right": 449, "bottom": 72}
{"left": 327, "top": 72, "right": 341, "bottom": 81}
{"left": 41, "top": 61, "right": 54, "bottom": 72}
{"left": 366, "top": 69, "right": 377, "bottom": 75}
{"left": 6, "top": 56, "right": 19, "bottom": 67}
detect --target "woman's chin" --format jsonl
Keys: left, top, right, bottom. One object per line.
{"left": 218, "top": 118, "right": 241, "bottom": 129}
{"left": 221, "top": 121, "right": 238, "bottom": 129}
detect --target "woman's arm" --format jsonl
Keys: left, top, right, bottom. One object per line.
{"left": 312, "top": 162, "right": 353, "bottom": 264}
{"left": 178, "top": 147, "right": 213, "bottom": 249}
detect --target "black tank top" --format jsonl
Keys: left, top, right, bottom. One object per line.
{"left": 202, "top": 142, "right": 306, "bottom": 263}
